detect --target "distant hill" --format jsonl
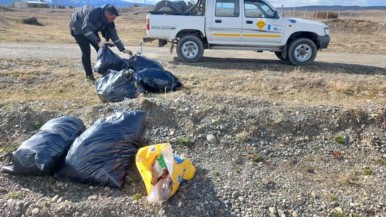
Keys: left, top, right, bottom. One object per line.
{"left": 1, "top": 0, "right": 150, "bottom": 8}
{"left": 2, "top": 1, "right": 386, "bottom": 10}
{"left": 281, "top": 5, "right": 386, "bottom": 11}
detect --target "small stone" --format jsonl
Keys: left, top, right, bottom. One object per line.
{"left": 88, "top": 195, "right": 98, "bottom": 200}
{"left": 224, "top": 200, "right": 231, "bottom": 206}
{"left": 292, "top": 210, "right": 299, "bottom": 217}
{"left": 333, "top": 207, "right": 343, "bottom": 213}
{"left": 213, "top": 201, "right": 221, "bottom": 207}
{"left": 169, "top": 130, "right": 175, "bottom": 136}
{"left": 232, "top": 191, "right": 240, "bottom": 199}
{"left": 238, "top": 196, "right": 245, "bottom": 203}
{"left": 206, "top": 134, "right": 218, "bottom": 144}
{"left": 178, "top": 202, "right": 182, "bottom": 208}
{"left": 57, "top": 197, "right": 63, "bottom": 203}
{"left": 269, "top": 207, "right": 277, "bottom": 214}
{"left": 196, "top": 206, "right": 201, "bottom": 211}
{"left": 278, "top": 209, "right": 286, "bottom": 217}
{"left": 51, "top": 195, "right": 59, "bottom": 202}
{"left": 32, "top": 208, "right": 39, "bottom": 215}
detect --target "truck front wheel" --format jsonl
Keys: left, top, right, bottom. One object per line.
{"left": 274, "top": 52, "right": 287, "bottom": 61}
{"left": 288, "top": 38, "right": 317, "bottom": 66}
{"left": 177, "top": 35, "right": 204, "bottom": 63}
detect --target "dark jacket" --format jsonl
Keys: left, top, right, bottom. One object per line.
{"left": 70, "top": 5, "right": 125, "bottom": 51}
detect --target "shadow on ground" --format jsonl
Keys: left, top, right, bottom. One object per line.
{"left": 163, "top": 168, "right": 231, "bottom": 217}
{"left": 171, "top": 57, "right": 386, "bottom": 75}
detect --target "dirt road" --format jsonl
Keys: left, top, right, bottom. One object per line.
{"left": 1, "top": 42, "right": 386, "bottom": 69}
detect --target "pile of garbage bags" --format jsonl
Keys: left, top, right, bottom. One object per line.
{"left": 1, "top": 112, "right": 196, "bottom": 202}
{"left": 2, "top": 111, "right": 147, "bottom": 189}
{"left": 94, "top": 47, "right": 182, "bottom": 103}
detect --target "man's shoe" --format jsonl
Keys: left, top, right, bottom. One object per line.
{"left": 85, "top": 75, "right": 96, "bottom": 84}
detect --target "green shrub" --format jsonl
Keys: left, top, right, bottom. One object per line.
{"left": 5, "top": 192, "right": 22, "bottom": 200}
{"left": 178, "top": 137, "right": 194, "bottom": 147}
{"left": 335, "top": 136, "right": 345, "bottom": 145}
{"left": 249, "top": 154, "right": 264, "bottom": 163}
{"left": 363, "top": 167, "right": 374, "bottom": 176}
{"left": 131, "top": 193, "right": 142, "bottom": 200}
{"left": 22, "top": 17, "right": 43, "bottom": 26}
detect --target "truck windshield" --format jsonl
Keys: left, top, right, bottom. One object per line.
{"left": 244, "top": 0, "right": 275, "bottom": 18}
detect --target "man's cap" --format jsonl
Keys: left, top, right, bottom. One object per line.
{"left": 103, "top": 4, "right": 119, "bottom": 16}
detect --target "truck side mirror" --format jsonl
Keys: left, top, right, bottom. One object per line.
{"left": 273, "top": 11, "right": 279, "bottom": 19}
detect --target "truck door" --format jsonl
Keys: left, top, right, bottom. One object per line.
{"left": 208, "top": 0, "right": 243, "bottom": 44}
{"left": 241, "top": 0, "right": 284, "bottom": 45}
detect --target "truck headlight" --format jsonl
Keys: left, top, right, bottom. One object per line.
{"left": 324, "top": 27, "right": 330, "bottom": 35}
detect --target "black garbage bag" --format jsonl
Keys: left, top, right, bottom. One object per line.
{"left": 135, "top": 68, "right": 182, "bottom": 93}
{"left": 94, "top": 47, "right": 128, "bottom": 75}
{"left": 1, "top": 116, "right": 85, "bottom": 175}
{"left": 54, "top": 111, "right": 147, "bottom": 189}
{"left": 95, "top": 69, "right": 138, "bottom": 103}
{"left": 126, "top": 55, "right": 163, "bottom": 72}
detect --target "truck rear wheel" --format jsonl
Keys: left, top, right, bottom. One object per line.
{"left": 288, "top": 38, "right": 317, "bottom": 66}
{"left": 177, "top": 35, "right": 204, "bottom": 62}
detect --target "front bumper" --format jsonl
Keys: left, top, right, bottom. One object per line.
{"left": 317, "top": 35, "right": 330, "bottom": 49}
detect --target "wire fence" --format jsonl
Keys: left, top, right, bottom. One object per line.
{"left": 280, "top": 8, "right": 386, "bottom": 26}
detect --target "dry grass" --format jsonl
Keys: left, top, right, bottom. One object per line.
{"left": 178, "top": 69, "right": 386, "bottom": 107}
{"left": 0, "top": 8, "right": 151, "bottom": 46}
{"left": 0, "top": 59, "right": 100, "bottom": 109}
{"left": 0, "top": 8, "right": 385, "bottom": 109}
{"left": 1, "top": 8, "right": 386, "bottom": 53}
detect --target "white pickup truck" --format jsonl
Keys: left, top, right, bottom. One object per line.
{"left": 143, "top": 0, "right": 330, "bottom": 65}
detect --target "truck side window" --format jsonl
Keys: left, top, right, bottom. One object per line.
{"left": 215, "top": 0, "right": 240, "bottom": 17}
{"left": 244, "top": 0, "right": 275, "bottom": 18}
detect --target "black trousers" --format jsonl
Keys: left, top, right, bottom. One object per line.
{"left": 72, "top": 31, "right": 99, "bottom": 76}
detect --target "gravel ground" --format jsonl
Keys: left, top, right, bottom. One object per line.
{"left": 0, "top": 44, "right": 385, "bottom": 217}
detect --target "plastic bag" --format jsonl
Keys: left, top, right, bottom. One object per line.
{"left": 136, "top": 143, "right": 196, "bottom": 203}
{"left": 95, "top": 69, "right": 138, "bottom": 103}
{"left": 126, "top": 55, "right": 164, "bottom": 72}
{"left": 54, "top": 111, "right": 146, "bottom": 189}
{"left": 135, "top": 68, "right": 182, "bottom": 93}
{"left": 1, "top": 116, "right": 85, "bottom": 175}
{"left": 94, "top": 47, "right": 128, "bottom": 75}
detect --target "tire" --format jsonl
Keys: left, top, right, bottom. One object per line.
{"left": 154, "top": 1, "right": 179, "bottom": 12}
{"left": 274, "top": 51, "right": 287, "bottom": 61}
{"left": 287, "top": 38, "right": 317, "bottom": 66}
{"left": 177, "top": 35, "right": 204, "bottom": 62}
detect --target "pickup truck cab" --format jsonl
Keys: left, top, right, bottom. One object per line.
{"left": 143, "top": 0, "right": 330, "bottom": 65}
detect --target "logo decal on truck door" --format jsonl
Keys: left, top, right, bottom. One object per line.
{"left": 256, "top": 19, "right": 266, "bottom": 30}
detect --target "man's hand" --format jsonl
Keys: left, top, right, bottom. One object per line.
{"left": 122, "top": 49, "right": 133, "bottom": 56}
{"left": 98, "top": 39, "right": 107, "bottom": 48}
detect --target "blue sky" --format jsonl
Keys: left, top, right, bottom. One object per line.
{"left": 269, "top": 0, "right": 386, "bottom": 7}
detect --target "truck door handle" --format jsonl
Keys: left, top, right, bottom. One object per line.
{"left": 215, "top": 19, "right": 222, "bottom": 23}
{"left": 246, "top": 20, "right": 253, "bottom": 24}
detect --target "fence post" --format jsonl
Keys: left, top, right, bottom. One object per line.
{"left": 303, "top": 8, "right": 307, "bottom": 18}
{"left": 384, "top": 16, "right": 386, "bottom": 26}
{"left": 315, "top": 10, "right": 319, "bottom": 19}
{"left": 293, "top": 7, "right": 295, "bottom": 17}
{"left": 338, "top": 11, "right": 340, "bottom": 19}
{"left": 326, "top": 11, "right": 329, "bottom": 20}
